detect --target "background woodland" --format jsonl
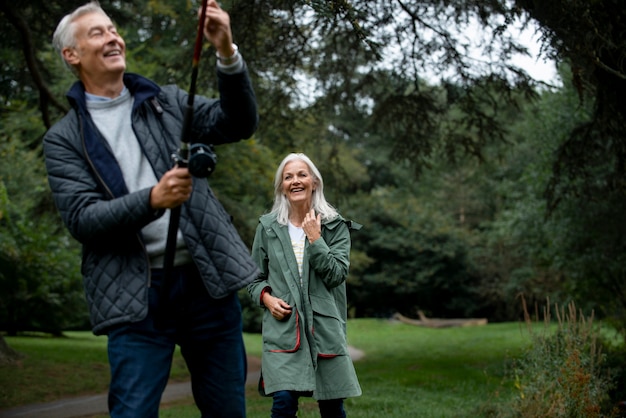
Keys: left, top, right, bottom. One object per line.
{"left": 1, "top": 0, "right": 625, "bottom": 341}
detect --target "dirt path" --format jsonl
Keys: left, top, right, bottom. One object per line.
{"left": 0, "top": 347, "right": 364, "bottom": 418}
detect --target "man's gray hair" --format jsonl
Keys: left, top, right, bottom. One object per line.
{"left": 270, "top": 153, "right": 338, "bottom": 225}
{"left": 52, "top": 1, "right": 108, "bottom": 74}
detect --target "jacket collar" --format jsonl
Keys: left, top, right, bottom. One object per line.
{"left": 66, "top": 73, "right": 161, "bottom": 115}
{"left": 65, "top": 73, "right": 161, "bottom": 198}
{"left": 259, "top": 212, "right": 346, "bottom": 230}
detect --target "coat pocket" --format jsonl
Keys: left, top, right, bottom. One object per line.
{"left": 264, "top": 306, "right": 301, "bottom": 353}
{"left": 310, "top": 295, "right": 348, "bottom": 357}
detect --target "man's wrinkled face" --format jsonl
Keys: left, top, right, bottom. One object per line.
{"left": 63, "top": 12, "right": 126, "bottom": 82}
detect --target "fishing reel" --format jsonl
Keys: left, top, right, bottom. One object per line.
{"left": 172, "top": 142, "right": 217, "bottom": 178}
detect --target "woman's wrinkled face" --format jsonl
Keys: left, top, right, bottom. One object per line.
{"left": 282, "top": 160, "right": 316, "bottom": 207}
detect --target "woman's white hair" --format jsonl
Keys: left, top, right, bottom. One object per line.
{"left": 270, "top": 153, "right": 338, "bottom": 225}
{"left": 52, "top": 1, "right": 108, "bottom": 75}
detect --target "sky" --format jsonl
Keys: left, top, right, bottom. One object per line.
{"left": 510, "top": 25, "right": 560, "bottom": 85}
{"left": 292, "top": 15, "right": 562, "bottom": 108}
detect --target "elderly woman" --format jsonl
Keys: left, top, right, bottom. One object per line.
{"left": 248, "top": 153, "right": 362, "bottom": 418}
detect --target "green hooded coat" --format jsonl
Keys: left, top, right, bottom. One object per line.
{"left": 247, "top": 212, "right": 362, "bottom": 400}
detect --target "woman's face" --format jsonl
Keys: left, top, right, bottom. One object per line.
{"left": 282, "top": 160, "right": 316, "bottom": 208}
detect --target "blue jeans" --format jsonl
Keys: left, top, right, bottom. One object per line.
{"left": 106, "top": 265, "right": 247, "bottom": 418}
{"left": 271, "top": 391, "right": 346, "bottom": 418}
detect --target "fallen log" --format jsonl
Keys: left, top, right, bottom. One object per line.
{"left": 392, "top": 311, "right": 488, "bottom": 328}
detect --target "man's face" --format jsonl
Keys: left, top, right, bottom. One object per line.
{"left": 64, "top": 12, "right": 126, "bottom": 82}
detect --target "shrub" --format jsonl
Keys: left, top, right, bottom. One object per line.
{"left": 505, "top": 298, "right": 617, "bottom": 418}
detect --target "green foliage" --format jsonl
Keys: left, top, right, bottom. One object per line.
{"left": 208, "top": 139, "right": 276, "bottom": 247}
{"left": 207, "top": 140, "right": 275, "bottom": 334}
{"left": 346, "top": 186, "right": 482, "bottom": 319}
{"left": 0, "top": 109, "right": 87, "bottom": 335}
{"left": 465, "top": 72, "right": 626, "bottom": 320}
{"left": 238, "top": 289, "right": 262, "bottom": 334}
{"left": 0, "top": 180, "right": 86, "bottom": 335}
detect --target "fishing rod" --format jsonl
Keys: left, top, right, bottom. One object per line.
{"left": 158, "top": 0, "right": 215, "bottom": 322}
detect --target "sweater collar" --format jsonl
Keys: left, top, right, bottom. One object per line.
{"left": 66, "top": 73, "right": 161, "bottom": 113}
{"left": 65, "top": 73, "right": 160, "bottom": 199}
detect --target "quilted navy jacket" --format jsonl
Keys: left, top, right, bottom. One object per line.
{"left": 43, "top": 68, "right": 259, "bottom": 335}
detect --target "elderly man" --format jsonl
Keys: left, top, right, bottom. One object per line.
{"left": 43, "top": 1, "right": 258, "bottom": 416}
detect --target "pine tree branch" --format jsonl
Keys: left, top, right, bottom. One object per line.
{"left": 0, "top": 2, "right": 69, "bottom": 129}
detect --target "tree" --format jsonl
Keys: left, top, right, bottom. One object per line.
{"left": 0, "top": 334, "right": 23, "bottom": 365}
{"left": 515, "top": 0, "right": 626, "bottom": 211}
{"left": 3, "top": 0, "right": 626, "bottom": 333}
{"left": 5, "top": 0, "right": 626, "bottom": 197}
{"left": 477, "top": 72, "right": 626, "bottom": 318}
{"left": 0, "top": 144, "right": 87, "bottom": 335}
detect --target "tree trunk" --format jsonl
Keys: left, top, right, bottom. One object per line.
{"left": 0, "top": 334, "right": 24, "bottom": 365}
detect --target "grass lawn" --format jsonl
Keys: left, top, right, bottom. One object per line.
{"left": 0, "top": 319, "right": 531, "bottom": 417}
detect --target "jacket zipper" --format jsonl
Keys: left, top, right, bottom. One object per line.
{"left": 79, "top": 112, "right": 153, "bottom": 287}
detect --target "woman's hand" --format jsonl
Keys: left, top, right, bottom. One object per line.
{"left": 302, "top": 208, "right": 322, "bottom": 243}
{"left": 262, "top": 293, "right": 293, "bottom": 321}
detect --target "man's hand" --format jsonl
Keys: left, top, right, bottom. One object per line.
{"left": 150, "top": 167, "right": 193, "bottom": 209}
{"left": 198, "top": 0, "right": 235, "bottom": 58}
